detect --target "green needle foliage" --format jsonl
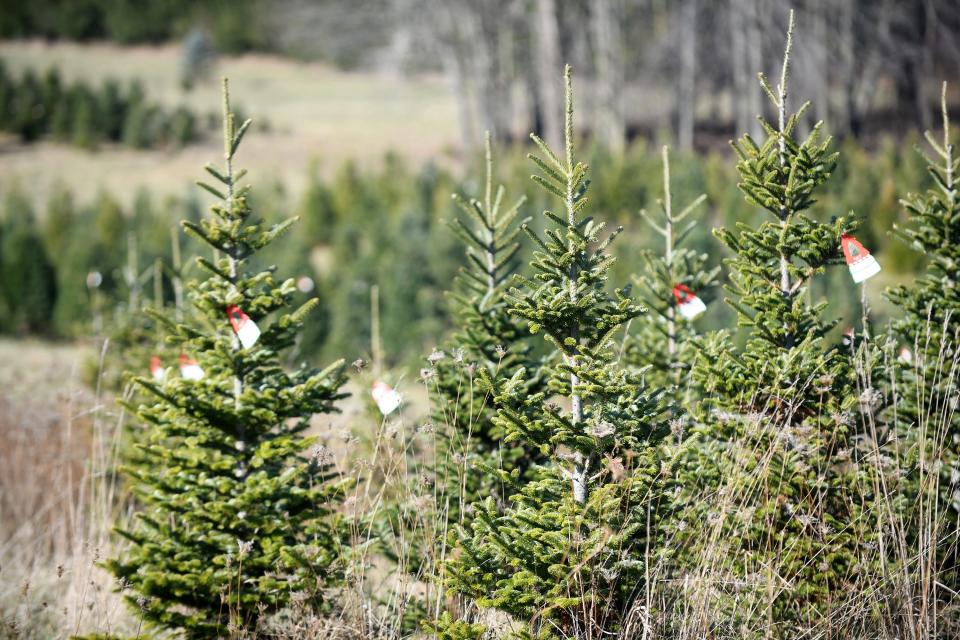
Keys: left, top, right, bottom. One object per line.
{"left": 681, "top": 14, "right": 874, "bottom": 634}
{"left": 1, "top": 188, "right": 57, "bottom": 334}
{"left": 442, "top": 66, "right": 669, "bottom": 639}
{"left": 431, "top": 132, "right": 541, "bottom": 517}
{"left": 886, "top": 83, "right": 960, "bottom": 557}
{"left": 388, "top": 132, "right": 542, "bottom": 631}
{"left": 106, "top": 79, "right": 348, "bottom": 638}
{"left": 625, "top": 144, "right": 719, "bottom": 404}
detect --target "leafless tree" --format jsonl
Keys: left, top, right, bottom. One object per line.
{"left": 534, "top": 0, "right": 563, "bottom": 150}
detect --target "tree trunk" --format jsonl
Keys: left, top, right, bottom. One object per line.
{"left": 730, "top": 0, "right": 750, "bottom": 136}
{"left": 591, "top": 0, "right": 625, "bottom": 153}
{"left": 439, "top": 2, "right": 477, "bottom": 155}
{"left": 811, "top": 0, "right": 829, "bottom": 126}
{"left": 677, "top": 0, "right": 697, "bottom": 151}
{"left": 744, "top": 0, "right": 763, "bottom": 138}
{"left": 470, "top": 2, "right": 514, "bottom": 142}
{"left": 835, "top": 0, "right": 855, "bottom": 136}
{"left": 534, "top": 0, "right": 563, "bottom": 150}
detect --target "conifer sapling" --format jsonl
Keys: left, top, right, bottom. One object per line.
{"left": 443, "top": 66, "right": 669, "bottom": 638}
{"left": 683, "top": 12, "right": 874, "bottom": 631}
{"left": 625, "top": 144, "right": 719, "bottom": 402}
{"left": 107, "top": 79, "right": 348, "bottom": 637}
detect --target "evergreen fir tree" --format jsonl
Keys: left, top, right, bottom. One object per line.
{"left": 679, "top": 14, "right": 874, "bottom": 634}
{"left": 0, "top": 61, "right": 11, "bottom": 126}
{"left": 12, "top": 70, "right": 41, "bottom": 141}
{"left": 431, "top": 132, "right": 540, "bottom": 512}
{"left": 443, "top": 66, "right": 669, "bottom": 638}
{"left": 1, "top": 188, "right": 57, "bottom": 334}
{"left": 385, "top": 133, "right": 541, "bottom": 623}
{"left": 624, "top": 144, "right": 719, "bottom": 404}
{"left": 106, "top": 79, "right": 349, "bottom": 637}
{"left": 71, "top": 85, "right": 99, "bottom": 150}
{"left": 98, "top": 78, "right": 126, "bottom": 141}
{"left": 886, "top": 83, "right": 960, "bottom": 563}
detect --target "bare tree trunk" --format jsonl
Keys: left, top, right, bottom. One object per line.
{"left": 730, "top": 0, "right": 751, "bottom": 135}
{"left": 916, "top": 0, "right": 936, "bottom": 130}
{"left": 439, "top": 3, "right": 477, "bottom": 155}
{"left": 677, "top": 0, "right": 697, "bottom": 151}
{"left": 471, "top": 3, "right": 513, "bottom": 142}
{"left": 811, "top": 0, "right": 829, "bottom": 125}
{"left": 591, "top": 0, "right": 625, "bottom": 152}
{"left": 852, "top": 0, "right": 896, "bottom": 136}
{"left": 534, "top": 0, "right": 563, "bottom": 150}
{"left": 834, "top": 0, "right": 855, "bottom": 136}
{"left": 744, "top": 0, "right": 764, "bottom": 138}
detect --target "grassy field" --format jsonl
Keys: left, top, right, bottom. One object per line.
{"left": 0, "top": 40, "right": 459, "bottom": 208}
{"left": 0, "top": 335, "right": 431, "bottom": 637}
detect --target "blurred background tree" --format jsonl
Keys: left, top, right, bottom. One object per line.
{"left": 1, "top": 1, "right": 959, "bottom": 151}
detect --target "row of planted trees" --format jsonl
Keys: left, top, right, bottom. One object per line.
{"left": 91, "top": 17, "right": 960, "bottom": 640}
{"left": 0, "top": 63, "right": 208, "bottom": 149}
{"left": 0, "top": 127, "right": 933, "bottom": 359}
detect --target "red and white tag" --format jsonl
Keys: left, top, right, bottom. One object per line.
{"left": 673, "top": 284, "right": 707, "bottom": 320}
{"left": 179, "top": 353, "right": 205, "bottom": 381}
{"left": 841, "top": 235, "right": 881, "bottom": 283}
{"left": 371, "top": 381, "right": 402, "bottom": 416}
{"left": 227, "top": 305, "right": 261, "bottom": 349}
{"left": 899, "top": 347, "right": 912, "bottom": 364}
{"left": 150, "top": 356, "right": 165, "bottom": 382}
{"left": 842, "top": 327, "right": 855, "bottom": 347}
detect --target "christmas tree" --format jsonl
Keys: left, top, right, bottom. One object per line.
{"left": 679, "top": 13, "right": 875, "bottom": 634}
{"left": 383, "top": 133, "right": 542, "bottom": 625}
{"left": 1, "top": 188, "right": 57, "bottom": 335}
{"left": 886, "top": 83, "right": 960, "bottom": 577}
{"left": 624, "top": 144, "right": 719, "bottom": 404}
{"left": 442, "top": 66, "right": 669, "bottom": 638}
{"left": 431, "top": 132, "right": 541, "bottom": 517}
{"left": 106, "top": 79, "right": 348, "bottom": 637}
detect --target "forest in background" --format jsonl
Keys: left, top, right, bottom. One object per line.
{"left": 1, "top": 0, "right": 959, "bottom": 152}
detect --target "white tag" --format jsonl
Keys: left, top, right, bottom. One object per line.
{"left": 150, "top": 356, "right": 165, "bottom": 382}
{"left": 371, "top": 381, "right": 402, "bottom": 415}
{"left": 842, "top": 235, "right": 881, "bottom": 283}
{"left": 179, "top": 354, "right": 205, "bottom": 381}
{"left": 227, "top": 305, "right": 261, "bottom": 349}
{"left": 673, "top": 284, "right": 707, "bottom": 320}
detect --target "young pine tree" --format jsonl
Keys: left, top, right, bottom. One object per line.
{"left": 886, "top": 83, "right": 960, "bottom": 560}
{"left": 681, "top": 15, "right": 874, "bottom": 633}
{"left": 1, "top": 188, "right": 57, "bottom": 334}
{"left": 107, "top": 80, "right": 348, "bottom": 637}
{"left": 442, "top": 66, "right": 669, "bottom": 639}
{"left": 625, "top": 144, "right": 719, "bottom": 403}
{"left": 429, "top": 132, "right": 541, "bottom": 516}
{"left": 392, "top": 134, "right": 542, "bottom": 623}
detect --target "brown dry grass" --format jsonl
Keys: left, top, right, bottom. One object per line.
{"left": 0, "top": 339, "right": 141, "bottom": 638}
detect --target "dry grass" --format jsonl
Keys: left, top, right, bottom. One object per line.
{"left": 3, "top": 322, "right": 960, "bottom": 639}
{"left": 0, "top": 338, "right": 139, "bottom": 638}
{"left": 0, "top": 39, "right": 459, "bottom": 209}
{"left": 0, "top": 337, "right": 427, "bottom": 639}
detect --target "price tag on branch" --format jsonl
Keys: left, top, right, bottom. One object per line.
{"left": 371, "top": 381, "right": 402, "bottom": 416}
{"left": 150, "top": 356, "right": 165, "bottom": 382}
{"left": 227, "top": 305, "right": 261, "bottom": 349}
{"left": 673, "top": 284, "right": 707, "bottom": 320}
{"left": 841, "top": 235, "right": 881, "bottom": 283}
{"left": 179, "top": 354, "right": 205, "bottom": 381}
